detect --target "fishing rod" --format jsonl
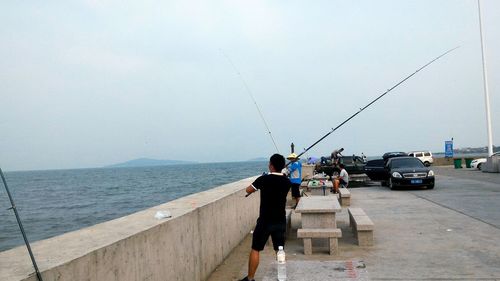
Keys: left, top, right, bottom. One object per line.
{"left": 220, "top": 49, "right": 281, "bottom": 154}
{"left": 290, "top": 46, "right": 460, "bottom": 164}
{"left": 1, "top": 168, "right": 44, "bottom": 281}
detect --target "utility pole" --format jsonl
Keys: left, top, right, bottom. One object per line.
{"left": 477, "top": 0, "right": 494, "bottom": 156}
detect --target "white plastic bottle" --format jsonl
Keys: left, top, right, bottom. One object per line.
{"left": 277, "top": 246, "right": 286, "bottom": 281}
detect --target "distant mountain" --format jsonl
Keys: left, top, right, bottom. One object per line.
{"left": 106, "top": 158, "right": 197, "bottom": 168}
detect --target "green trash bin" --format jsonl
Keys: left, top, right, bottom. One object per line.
{"left": 453, "top": 158, "right": 462, "bottom": 169}
{"left": 465, "top": 158, "right": 473, "bottom": 168}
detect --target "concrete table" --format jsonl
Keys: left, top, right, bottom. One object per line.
{"left": 295, "top": 196, "right": 341, "bottom": 228}
{"left": 295, "top": 196, "right": 342, "bottom": 254}
{"left": 311, "top": 174, "right": 329, "bottom": 180}
{"left": 307, "top": 180, "right": 333, "bottom": 196}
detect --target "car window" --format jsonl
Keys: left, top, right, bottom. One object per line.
{"left": 416, "top": 153, "right": 423, "bottom": 157}
{"left": 383, "top": 152, "right": 407, "bottom": 160}
{"left": 409, "top": 153, "right": 414, "bottom": 157}
{"left": 366, "top": 159, "right": 384, "bottom": 167}
{"left": 342, "top": 157, "right": 354, "bottom": 164}
{"left": 390, "top": 158, "right": 425, "bottom": 168}
{"left": 424, "top": 152, "right": 431, "bottom": 156}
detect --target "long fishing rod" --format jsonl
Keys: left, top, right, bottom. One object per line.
{"left": 220, "top": 49, "right": 281, "bottom": 153}
{"left": 291, "top": 46, "right": 460, "bottom": 163}
{"left": 1, "top": 168, "right": 44, "bottom": 281}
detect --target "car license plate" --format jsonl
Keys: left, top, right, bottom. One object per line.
{"left": 411, "top": 179, "right": 423, "bottom": 184}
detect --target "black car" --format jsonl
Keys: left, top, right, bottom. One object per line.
{"left": 385, "top": 157, "right": 435, "bottom": 189}
{"left": 315, "top": 155, "right": 366, "bottom": 176}
{"left": 363, "top": 152, "right": 408, "bottom": 180}
{"left": 364, "top": 159, "right": 386, "bottom": 181}
{"left": 382, "top": 151, "right": 407, "bottom": 160}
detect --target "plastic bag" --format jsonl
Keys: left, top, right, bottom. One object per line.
{"left": 154, "top": 211, "right": 172, "bottom": 220}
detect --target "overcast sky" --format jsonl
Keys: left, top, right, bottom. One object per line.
{"left": 1, "top": 0, "right": 499, "bottom": 171}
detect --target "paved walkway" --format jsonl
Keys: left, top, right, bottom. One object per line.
{"left": 207, "top": 167, "right": 500, "bottom": 281}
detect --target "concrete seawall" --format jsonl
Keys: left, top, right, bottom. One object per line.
{"left": 433, "top": 156, "right": 483, "bottom": 166}
{"left": 0, "top": 176, "right": 259, "bottom": 281}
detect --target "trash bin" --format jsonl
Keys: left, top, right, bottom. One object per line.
{"left": 453, "top": 158, "right": 462, "bottom": 169}
{"left": 465, "top": 158, "right": 473, "bottom": 168}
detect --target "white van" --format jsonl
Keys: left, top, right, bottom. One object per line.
{"left": 408, "top": 151, "right": 434, "bottom": 166}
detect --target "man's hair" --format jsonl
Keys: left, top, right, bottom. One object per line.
{"left": 270, "top": 154, "right": 286, "bottom": 171}
{"left": 339, "top": 163, "right": 345, "bottom": 168}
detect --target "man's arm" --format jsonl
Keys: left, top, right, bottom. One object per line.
{"left": 246, "top": 184, "right": 257, "bottom": 195}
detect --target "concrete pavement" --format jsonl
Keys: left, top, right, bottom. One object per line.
{"left": 207, "top": 167, "right": 500, "bottom": 281}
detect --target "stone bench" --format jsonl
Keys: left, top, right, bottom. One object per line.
{"left": 286, "top": 209, "right": 292, "bottom": 232}
{"left": 338, "top": 187, "right": 351, "bottom": 206}
{"left": 348, "top": 208, "right": 374, "bottom": 246}
{"left": 297, "top": 228, "right": 342, "bottom": 255}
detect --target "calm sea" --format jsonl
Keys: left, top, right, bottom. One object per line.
{"left": 0, "top": 161, "right": 266, "bottom": 252}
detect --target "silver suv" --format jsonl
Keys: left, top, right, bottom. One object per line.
{"left": 408, "top": 151, "right": 434, "bottom": 166}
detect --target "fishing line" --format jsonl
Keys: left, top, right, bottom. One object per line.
{"left": 291, "top": 46, "right": 460, "bottom": 164}
{"left": 1, "top": 168, "right": 44, "bottom": 281}
{"left": 220, "top": 49, "right": 281, "bottom": 153}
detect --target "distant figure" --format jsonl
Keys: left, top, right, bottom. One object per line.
{"left": 287, "top": 153, "right": 302, "bottom": 208}
{"left": 331, "top": 148, "right": 344, "bottom": 165}
{"left": 361, "top": 152, "right": 367, "bottom": 162}
{"left": 239, "top": 154, "right": 291, "bottom": 281}
{"left": 333, "top": 163, "right": 349, "bottom": 193}
{"left": 320, "top": 156, "right": 331, "bottom": 165}
{"left": 307, "top": 156, "right": 319, "bottom": 165}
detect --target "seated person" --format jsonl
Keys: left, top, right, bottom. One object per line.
{"left": 333, "top": 163, "right": 349, "bottom": 193}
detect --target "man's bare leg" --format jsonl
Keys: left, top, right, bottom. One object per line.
{"left": 334, "top": 179, "right": 340, "bottom": 193}
{"left": 248, "top": 249, "right": 259, "bottom": 280}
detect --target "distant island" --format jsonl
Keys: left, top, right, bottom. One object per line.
{"left": 451, "top": 145, "right": 498, "bottom": 154}
{"left": 434, "top": 145, "right": 499, "bottom": 156}
{"left": 106, "top": 158, "right": 197, "bottom": 168}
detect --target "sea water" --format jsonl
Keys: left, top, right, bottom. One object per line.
{"left": 0, "top": 161, "right": 266, "bottom": 252}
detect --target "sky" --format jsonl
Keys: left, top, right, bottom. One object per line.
{"left": 1, "top": 0, "right": 499, "bottom": 171}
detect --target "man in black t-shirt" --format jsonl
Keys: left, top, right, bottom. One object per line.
{"left": 239, "top": 154, "right": 291, "bottom": 281}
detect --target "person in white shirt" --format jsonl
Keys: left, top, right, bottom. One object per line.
{"left": 334, "top": 163, "right": 349, "bottom": 193}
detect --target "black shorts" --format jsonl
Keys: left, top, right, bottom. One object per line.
{"left": 339, "top": 179, "right": 347, "bottom": 186}
{"left": 251, "top": 219, "right": 286, "bottom": 251}
{"left": 291, "top": 183, "right": 301, "bottom": 198}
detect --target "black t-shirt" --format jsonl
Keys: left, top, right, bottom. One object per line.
{"left": 252, "top": 173, "right": 291, "bottom": 223}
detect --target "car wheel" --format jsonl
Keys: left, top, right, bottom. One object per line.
{"left": 388, "top": 178, "right": 395, "bottom": 190}
{"left": 478, "top": 163, "right": 482, "bottom": 170}
{"left": 424, "top": 161, "right": 430, "bottom": 167}
{"left": 427, "top": 183, "right": 434, "bottom": 189}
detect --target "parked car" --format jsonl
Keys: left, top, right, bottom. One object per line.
{"left": 364, "top": 152, "right": 408, "bottom": 181}
{"left": 364, "top": 159, "right": 386, "bottom": 181}
{"left": 315, "top": 155, "right": 366, "bottom": 176}
{"left": 385, "top": 157, "right": 435, "bottom": 189}
{"left": 471, "top": 158, "right": 487, "bottom": 170}
{"left": 471, "top": 152, "right": 500, "bottom": 170}
{"left": 364, "top": 156, "right": 434, "bottom": 189}
{"left": 382, "top": 152, "right": 407, "bottom": 160}
{"left": 408, "top": 151, "right": 434, "bottom": 166}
